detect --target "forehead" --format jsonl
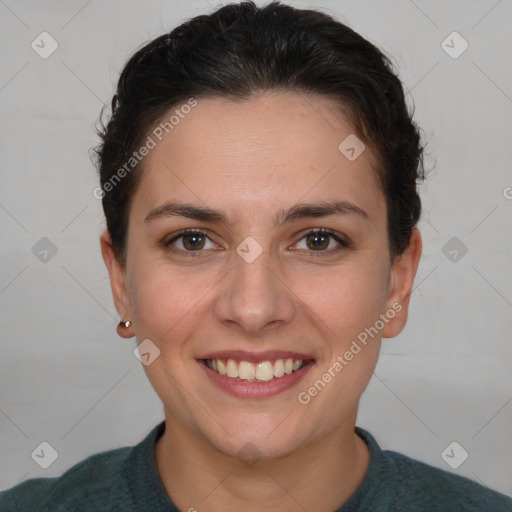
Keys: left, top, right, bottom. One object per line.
{"left": 131, "top": 91, "right": 384, "bottom": 225}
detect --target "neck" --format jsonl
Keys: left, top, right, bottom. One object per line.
{"left": 155, "top": 412, "right": 370, "bottom": 512}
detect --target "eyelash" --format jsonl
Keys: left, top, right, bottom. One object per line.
{"left": 163, "top": 228, "right": 351, "bottom": 257}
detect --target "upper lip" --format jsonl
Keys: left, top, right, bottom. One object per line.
{"left": 197, "top": 350, "right": 315, "bottom": 364}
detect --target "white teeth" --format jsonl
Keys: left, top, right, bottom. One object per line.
{"left": 206, "top": 357, "right": 308, "bottom": 381}
{"left": 226, "top": 359, "right": 238, "bottom": 378}
{"left": 238, "top": 361, "right": 256, "bottom": 380}
{"left": 255, "top": 361, "right": 274, "bottom": 381}
{"left": 273, "top": 359, "right": 285, "bottom": 378}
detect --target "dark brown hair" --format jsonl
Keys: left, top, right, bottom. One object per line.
{"left": 93, "top": 0, "right": 426, "bottom": 266}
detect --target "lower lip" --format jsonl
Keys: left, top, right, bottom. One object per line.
{"left": 197, "top": 359, "right": 315, "bottom": 399}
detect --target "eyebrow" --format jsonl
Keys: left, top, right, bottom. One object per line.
{"left": 144, "top": 200, "right": 370, "bottom": 227}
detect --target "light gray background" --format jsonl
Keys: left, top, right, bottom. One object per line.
{"left": 1, "top": 0, "right": 511, "bottom": 499}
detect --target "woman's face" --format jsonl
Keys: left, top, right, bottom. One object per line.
{"left": 102, "top": 91, "right": 421, "bottom": 460}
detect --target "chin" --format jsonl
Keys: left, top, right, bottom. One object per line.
{"left": 201, "top": 411, "right": 307, "bottom": 462}
{"left": 216, "top": 433, "right": 301, "bottom": 463}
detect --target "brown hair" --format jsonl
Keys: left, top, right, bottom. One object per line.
{"left": 93, "top": 0, "right": 427, "bottom": 266}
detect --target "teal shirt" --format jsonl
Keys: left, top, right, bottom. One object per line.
{"left": 1, "top": 421, "right": 511, "bottom": 511}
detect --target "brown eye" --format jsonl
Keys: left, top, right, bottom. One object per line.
{"left": 181, "top": 232, "right": 206, "bottom": 250}
{"left": 305, "top": 232, "right": 330, "bottom": 251}
{"left": 295, "top": 229, "right": 350, "bottom": 254}
{"left": 164, "top": 228, "right": 349, "bottom": 258}
{"left": 165, "top": 230, "right": 217, "bottom": 254}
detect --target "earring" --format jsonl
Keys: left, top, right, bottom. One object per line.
{"left": 117, "top": 320, "right": 133, "bottom": 338}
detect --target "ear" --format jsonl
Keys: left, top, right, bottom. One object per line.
{"left": 100, "top": 229, "right": 134, "bottom": 338}
{"left": 381, "top": 227, "right": 422, "bottom": 338}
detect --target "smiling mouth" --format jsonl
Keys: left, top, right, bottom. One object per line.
{"left": 202, "top": 358, "right": 313, "bottom": 382}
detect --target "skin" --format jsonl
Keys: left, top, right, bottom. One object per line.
{"left": 100, "top": 90, "right": 422, "bottom": 512}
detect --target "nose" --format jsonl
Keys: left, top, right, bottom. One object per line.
{"left": 213, "top": 245, "right": 297, "bottom": 336}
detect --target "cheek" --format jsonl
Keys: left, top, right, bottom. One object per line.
{"left": 130, "top": 258, "right": 217, "bottom": 344}
{"left": 129, "top": 246, "right": 390, "bottom": 352}
{"left": 291, "top": 260, "right": 389, "bottom": 340}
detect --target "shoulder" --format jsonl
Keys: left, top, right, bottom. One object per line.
{"left": 0, "top": 444, "right": 133, "bottom": 512}
{"left": 385, "top": 449, "right": 512, "bottom": 510}
{"left": 354, "top": 428, "right": 512, "bottom": 512}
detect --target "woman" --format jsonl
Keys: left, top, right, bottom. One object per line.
{"left": 1, "top": 1, "right": 511, "bottom": 510}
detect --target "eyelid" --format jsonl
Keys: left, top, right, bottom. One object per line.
{"left": 164, "top": 228, "right": 220, "bottom": 251}
{"left": 292, "top": 228, "right": 351, "bottom": 252}
{"left": 164, "top": 227, "right": 351, "bottom": 255}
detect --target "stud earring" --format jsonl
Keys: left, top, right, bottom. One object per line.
{"left": 117, "top": 320, "right": 133, "bottom": 338}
